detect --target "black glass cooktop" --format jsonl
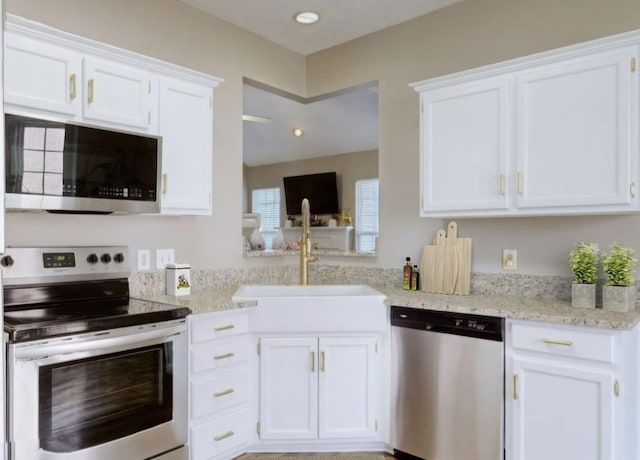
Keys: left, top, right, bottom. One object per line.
{"left": 4, "top": 303, "right": 190, "bottom": 343}
{"left": 3, "top": 278, "right": 190, "bottom": 343}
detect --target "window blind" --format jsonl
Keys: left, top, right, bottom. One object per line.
{"left": 251, "top": 187, "right": 281, "bottom": 249}
{"left": 355, "top": 179, "right": 379, "bottom": 252}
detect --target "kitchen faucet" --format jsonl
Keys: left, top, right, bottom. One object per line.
{"left": 300, "top": 198, "right": 319, "bottom": 285}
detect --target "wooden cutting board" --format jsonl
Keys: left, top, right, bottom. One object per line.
{"left": 432, "top": 229, "right": 447, "bottom": 293}
{"left": 420, "top": 222, "right": 472, "bottom": 295}
{"left": 443, "top": 222, "right": 459, "bottom": 294}
{"left": 420, "top": 242, "right": 437, "bottom": 293}
{"left": 449, "top": 221, "right": 472, "bottom": 295}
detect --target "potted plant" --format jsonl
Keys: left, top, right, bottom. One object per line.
{"left": 602, "top": 242, "right": 637, "bottom": 312}
{"left": 569, "top": 242, "right": 598, "bottom": 308}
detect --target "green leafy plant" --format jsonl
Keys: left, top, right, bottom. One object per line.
{"left": 602, "top": 242, "right": 637, "bottom": 286}
{"left": 569, "top": 242, "right": 598, "bottom": 284}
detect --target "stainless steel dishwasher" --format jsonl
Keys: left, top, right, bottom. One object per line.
{"left": 391, "top": 306, "right": 504, "bottom": 460}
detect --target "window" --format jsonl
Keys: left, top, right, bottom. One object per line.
{"left": 355, "top": 178, "right": 379, "bottom": 252}
{"left": 252, "top": 187, "right": 281, "bottom": 249}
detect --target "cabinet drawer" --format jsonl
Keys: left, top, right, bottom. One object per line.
{"left": 191, "top": 337, "right": 250, "bottom": 373}
{"left": 191, "top": 369, "right": 250, "bottom": 419}
{"left": 191, "top": 409, "right": 249, "bottom": 459}
{"left": 510, "top": 321, "right": 616, "bottom": 363}
{"left": 191, "top": 313, "right": 248, "bottom": 344}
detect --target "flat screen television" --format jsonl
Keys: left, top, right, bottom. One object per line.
{"left": 283, "top": 172, "right": 340, "bottom": 215}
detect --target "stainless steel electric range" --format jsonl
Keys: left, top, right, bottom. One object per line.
{"left": 3, "top": 246, "right": 190, "bottom": 460}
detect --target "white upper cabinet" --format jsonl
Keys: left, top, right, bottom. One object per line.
{"left": 82, "top": 57, "right": 154, "bottom": 130}
{"left": 4, "top": 33, "right": 155, "bottom": 133}
{"left": 4, "top": 33, "right": 81, "bottom": 117}
{"left": 412, "top": 31, "right": 640, "bottom": 217}
{"left": 515, "top": 47, "right": 637, "bottom": 211}
{"left": 419, "top": 76, "right": 510, "bottom": 214}
{"left": 159, "top": 78, "right": 213, "bottom": 215}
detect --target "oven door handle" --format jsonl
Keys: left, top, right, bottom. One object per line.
{"left": 12, "top": 322, "right": 187, "bottom": 361}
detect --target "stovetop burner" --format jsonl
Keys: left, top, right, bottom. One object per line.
{"left": 2, "top": 246, "right": 190, "bottom": 343}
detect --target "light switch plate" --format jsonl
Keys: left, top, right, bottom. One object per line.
{"left": 137, "top": 249, "right": 151, "bottom": 271}
{"left": 156, "top": 248, "right": 175, "bottom": 269}
{"left": 502, "top": 249, "right": 517, "bottom": 270}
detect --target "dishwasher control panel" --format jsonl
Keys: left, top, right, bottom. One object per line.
{"left": 391, "top": 306, "right": 504, "bottom": 341}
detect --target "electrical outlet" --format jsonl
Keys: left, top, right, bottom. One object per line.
{"left": 156, "top": 248, "right": 175, "bottom": 269}
{"left": 137, "top": 249, "right": 151, "bottom": 271}
{"left": 502, "top": 249, "right": 517, "bottom": 270}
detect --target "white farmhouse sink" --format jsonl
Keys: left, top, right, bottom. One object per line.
{"left": 232, "top": 284, "right": 387, "bottom": 332}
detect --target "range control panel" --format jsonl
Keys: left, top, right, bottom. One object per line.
{"left": 1, "top": 246, "right": 130, "bottom": 285}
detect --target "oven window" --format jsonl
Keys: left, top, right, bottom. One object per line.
{"left": 38, "top": 343, "right": 173, "bottom": 453}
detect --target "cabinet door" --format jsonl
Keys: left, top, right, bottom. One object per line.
{"left": 318, "top": 337, "right": 379, "bottom": 439}
{"left": 158, "top": 78, "right": 213, "bottom": 215}
{"left": 4, "top": 33, "right": 81, "bottom": 117}
{"left": 82, "top": 57, "right": 153, "bottom": 130}
{"left": 515, "top": 46, "right": 638, "bottom": 211}
{"left": 259, "top": 337, "right": 318, "bottom": 440}
{"left": 510, "top": 357, "right": 617, "bottom": 460}
{"left": 420, "top": 76, "right": 510, "bottom": 215}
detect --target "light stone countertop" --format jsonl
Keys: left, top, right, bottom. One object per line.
{"left": 381, "top": 286, "right": 640, "bottom": 330}
{"left": 136, "top": 285, "right": 640, "bottom": 330}
{"left": 133, "top": 286, "right": 257, "bottom": 315}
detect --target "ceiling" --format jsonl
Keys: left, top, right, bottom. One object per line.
{"left": 179, "top": 0, "right": 464, "bottom": 55}
{"left": 243, "top": 82, "right": 379, "bottom": 167}
{"left": 180, "top": 0, "right": 463, "bottom": 167}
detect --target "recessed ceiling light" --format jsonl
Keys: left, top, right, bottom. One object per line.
{"left": 294, "top": 11, "right": 320, "bottom": 25}
{"left": 293, "top": 128, "right": 304, "bottom": 137}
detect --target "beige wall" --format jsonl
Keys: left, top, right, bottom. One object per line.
{"left": 5, "top": 0, "right": 640, "bottom": 278}
{"left": 244, "top": 150, "right": 378, "bottom": 226}
{"left": 306, "top": 0, "right": 640, "bottom": 276}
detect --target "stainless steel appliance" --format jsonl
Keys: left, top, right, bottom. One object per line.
{"left": 5, "top": 114, "right": 162, "bottom": 213}
{"left": 391, "top": 306, "right": 504, "bottom": 460}
{"left": 3, "top": 246, "right": 190, "bottom": 460}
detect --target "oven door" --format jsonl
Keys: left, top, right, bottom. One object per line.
{"left": 7, "top": 320, "right": 187, "bottom": 460}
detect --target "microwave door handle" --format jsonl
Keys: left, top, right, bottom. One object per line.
{"left": 12, "top": 323, "right": 186, "bottom": 361}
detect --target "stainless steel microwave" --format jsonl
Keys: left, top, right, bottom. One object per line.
{"left": 5, "top": 114, "right": 161, "bottom": 213}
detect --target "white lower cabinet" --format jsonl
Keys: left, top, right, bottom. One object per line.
{"left": 258, "top": 336, "right": 379, "bottom": 442}
{"left": 189, "top": 311, "right": 251, "bottom": 460}
{"left": 505, "top": 320, "right": 637, "bottom": 460}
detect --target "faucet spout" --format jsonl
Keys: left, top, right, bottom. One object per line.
{"left": 300, "top": 198, "right": 319, "bottom": 285}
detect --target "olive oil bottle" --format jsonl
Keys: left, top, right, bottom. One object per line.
{"left": 411, "top": 265, "right": 420, "bottom": 291}
{"left": 402, "top": 257, "right": 413, "bottom": 290}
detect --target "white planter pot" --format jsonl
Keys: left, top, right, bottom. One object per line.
{"left": 602, "top": 284, "right": 636, "bottom": 312}
{"left": 572, "top": 283, "right": 596, "bottom": 308}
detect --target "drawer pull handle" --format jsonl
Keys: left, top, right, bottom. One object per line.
{"left": 499, "top": 174, "right": 506, "bottom": 196}
{"left": 321, "top": 351, "right": 326, "bottom": 372}
{"left": 214, "top": 324, "right": 235, "bottom": 332}
{"left": 214, "top": 352, "right": 235, "bottom": 360}
{"left": 213, "top": 430, "right": 234, "bottom": 442}
{"left": 513, "top": 374, "right": 519, "bottom": 400}
{"left": 614, "top": 380, "right": 620, "bottom": 397}
{"left": 213, "top": 388, "right": 235, "bottom": 398}
{"left": 311, "top": 351, "right": 315, "bottom": 372}
{"left": 542, "top": 338, "right": 573, "bottom": 346}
